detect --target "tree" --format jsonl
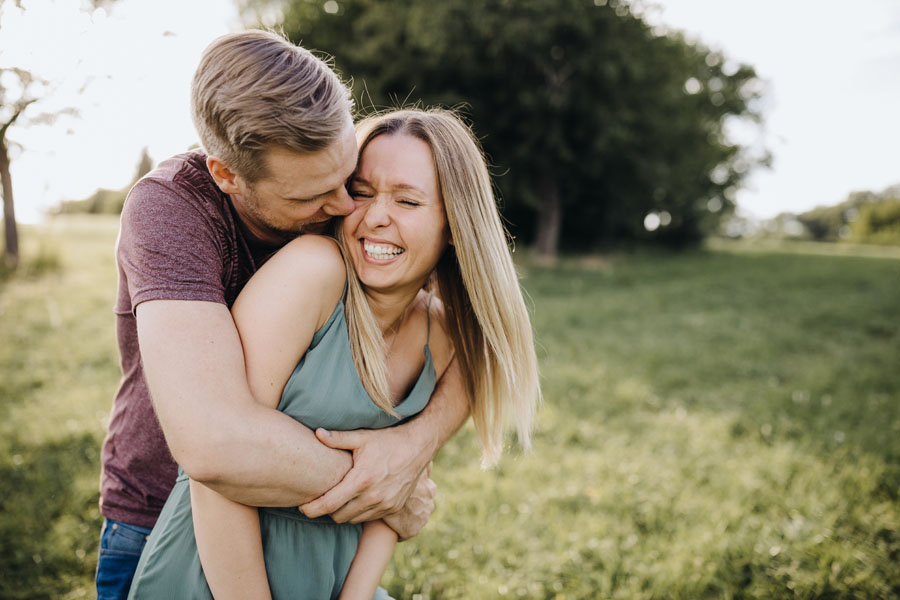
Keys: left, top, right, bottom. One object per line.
{"left": 850, "top": 198, "right": 900, "bottom": 245}
{"left": 265, "top": 0, "right": 765, "bottom": 258}
{"left": 0, "top": 66, "right": 34, "bottom": 269}
{"left": 0, "top": 0, "right": 113, "bottom": 270}
{"left": 131, "top": 146, "right": 153, "bottom": 185}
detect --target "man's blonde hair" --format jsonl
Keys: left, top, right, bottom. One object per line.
{"left": 190, "top": 30, "right": 352, "bottom": 182}
{"left": 338, "top": 108, "right": 541, "bottom": 467}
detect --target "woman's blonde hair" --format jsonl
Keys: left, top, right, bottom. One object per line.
{"left": 338, "top": 108, "right": 541, "bottom": 466}
{"left": 190, "top": 30, "right": 352, "bottom": 182}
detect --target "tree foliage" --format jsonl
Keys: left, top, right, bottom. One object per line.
{"left": 849, "top": 194, "right": 900, "bottom": 246}
{"left": 794, "top": 184, "right": 900, "bottom": 245}
{"left": 266, "top": 0, "right": 766, "bottom": 255}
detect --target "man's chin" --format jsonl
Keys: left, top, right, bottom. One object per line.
{"left": 299, "top": 221, "right": 333, "bottom": 235}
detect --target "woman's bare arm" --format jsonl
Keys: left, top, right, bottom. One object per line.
{"left": 338, "top": 520, "right": 398, "bottom": 600}
{"left": 190, "top": 480, "right": 272, "bottom": 599}
{"left": 190, "top": 236, "right": 347, "bottom": 595}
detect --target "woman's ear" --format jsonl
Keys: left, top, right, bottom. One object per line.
{"left": 206, "top": 156, "right": 242, "bottom": 195}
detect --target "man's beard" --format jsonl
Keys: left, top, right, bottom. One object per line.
{"left": 241, "top": 189, "right": 333, "bottom": 241}
{"left": 298, "top": 220, "right": 334, "bottom": 236}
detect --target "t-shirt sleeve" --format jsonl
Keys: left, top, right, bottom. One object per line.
{"left": 116, "top": 178, "right": 228, "bottom": 314}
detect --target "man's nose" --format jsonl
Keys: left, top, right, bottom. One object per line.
{"left": 323, "top": 186, "right": 355, "bottom": 216}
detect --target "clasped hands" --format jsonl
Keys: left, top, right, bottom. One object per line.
{"left": 299, "top": 426, "right": 437, "bottom": 541}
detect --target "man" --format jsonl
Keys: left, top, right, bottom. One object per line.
{"left": 96, "top": 30, "right": 468, "bottom": 599}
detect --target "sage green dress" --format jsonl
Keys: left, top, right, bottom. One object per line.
{"left": 128, "top": 291, "right": 436, "bottom": 599}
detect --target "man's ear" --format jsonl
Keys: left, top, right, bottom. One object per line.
{"left": 206, "top": 156, "right": 242, "bottom": 195}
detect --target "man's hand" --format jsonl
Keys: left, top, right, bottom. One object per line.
{"left": 382, "top": 466, "right": 436, "bottom": 541}
{"left": 299, "top": 427, "right": 433, "bottom": 523}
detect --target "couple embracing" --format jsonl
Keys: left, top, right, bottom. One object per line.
{"left": 97, "top": 30, "right": 540, "bottom": 599}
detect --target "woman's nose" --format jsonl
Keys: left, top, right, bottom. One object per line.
{"left": 363, "top": 196, "right": 391, "bottom": 228}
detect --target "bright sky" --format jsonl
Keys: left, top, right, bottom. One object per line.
{"left": 3, "top": 0, "right": 899, "bottom": 223}
{"left": 2, "top": 0, "right": 241, "bottom": 223}
{"left": 644, "top": 0, "right": 900, "bottom": 218}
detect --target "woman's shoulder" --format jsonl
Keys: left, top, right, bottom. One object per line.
{"left": 277, "top": 234, "right": 343, "bottom": 266}
{"left": 264, "top": 235, "right": 344, "bottom": 283}
{"left": 248, "top": 234, "right": 346, "bottom": 327}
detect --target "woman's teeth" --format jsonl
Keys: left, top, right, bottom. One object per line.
{"left": 364, "top": 241, "right": 404, "bottom": 259}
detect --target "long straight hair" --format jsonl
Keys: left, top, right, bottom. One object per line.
{"left": 338, "top": 108, "right": 541, "bottom": 466}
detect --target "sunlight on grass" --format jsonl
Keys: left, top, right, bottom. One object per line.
{"left": 706, "top": 236, "right": 900, "bottom": 260}
{"left": 1, "top": 217, "right": 898, "bottom": 598}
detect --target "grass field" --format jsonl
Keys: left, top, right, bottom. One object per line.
{"left": 1, "top": 216, "right": 898, "bottom": 599}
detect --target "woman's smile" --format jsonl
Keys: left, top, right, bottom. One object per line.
{"left": 362, "top": 238, "right": 405, "bottom": 261}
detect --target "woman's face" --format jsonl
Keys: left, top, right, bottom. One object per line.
{"left": 343, "top": 133, "right": 450, "bottom": 296}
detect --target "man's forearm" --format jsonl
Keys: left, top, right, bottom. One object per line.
{"left": 180, "top": 400, "right": 353, "bottom": 506}
{"left": 138, "top": 300, "right": 354, "bottom": 507}
{"left": 203, "top": 361, "right": 465, "bottom": 508}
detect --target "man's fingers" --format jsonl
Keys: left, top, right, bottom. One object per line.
{"left": 307, "top": 493, "right": 393, "bottom": 524}
{"left": 330, "top": 486, "right": 405, "bottom": 523}
{"left": 339, "top": 504, "right": 385, "bottom": 525}
{"left": 305, "top": 428, "right": 427, "bottom": 523}
{"left": 300, "top": 477, "right": 360, "bottom": 519}
{"left": 315, "top": 428, "right": 364, "bottom": 451}
{"left": 382, "top": 478, "right": 437, "bottom": 541}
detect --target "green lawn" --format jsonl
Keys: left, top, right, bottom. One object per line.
{"left": 2, "top": 217, "right": 898, "bottom": 599}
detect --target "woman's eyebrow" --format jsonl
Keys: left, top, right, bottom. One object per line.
{"left": 392, "top": 183, "right": 426, "bottom": 195}
{"left": 353, "top": 176, "right": 426, "bottom": 195}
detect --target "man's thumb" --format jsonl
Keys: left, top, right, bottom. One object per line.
{"left": 315, "top": 428, "right": 359, "bottom": 450}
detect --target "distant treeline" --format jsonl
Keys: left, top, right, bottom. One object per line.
{"left": 55, "top": 187, "right": 128, "bottom": 215}
{"left": 53, "top": 148, "right": 153, "bottom": 216}
{"left": 795, "top": 185, "right": 900, "bottom": 246}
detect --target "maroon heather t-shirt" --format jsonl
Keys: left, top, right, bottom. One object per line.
{"left": 100, "top": 150, "right": 280, "bottom": 528}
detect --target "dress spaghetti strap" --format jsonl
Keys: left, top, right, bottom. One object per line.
{"left": 425, "top": 291, "right": 435, "bottom": 345}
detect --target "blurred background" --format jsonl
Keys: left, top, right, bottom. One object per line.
{"left": 1, "top": 1, "right": 898, "bottom": 598}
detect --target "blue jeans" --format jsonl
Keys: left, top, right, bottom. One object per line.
{"left": 95, "top": 518, "right": 152, "bottom": 600}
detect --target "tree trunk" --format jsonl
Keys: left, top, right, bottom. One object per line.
{"left": 534, "top": 171, "right": 561, "bottom": 263}
{"left": 1, "top": 137, "right": 19, "bottom": 270}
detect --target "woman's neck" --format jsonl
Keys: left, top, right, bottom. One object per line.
{"left": 364, "top": 288, "right": 420, "bottom": 337}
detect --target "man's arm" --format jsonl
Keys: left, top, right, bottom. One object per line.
{"left": 137, "top": 299, "right": 352, "bottom": 506}
{"left": 139, "top": 298, "right": 467, "bottom": 521}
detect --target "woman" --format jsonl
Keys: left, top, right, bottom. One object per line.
{"left": 127, "top": 108, "right": 541, "bottom": 599}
